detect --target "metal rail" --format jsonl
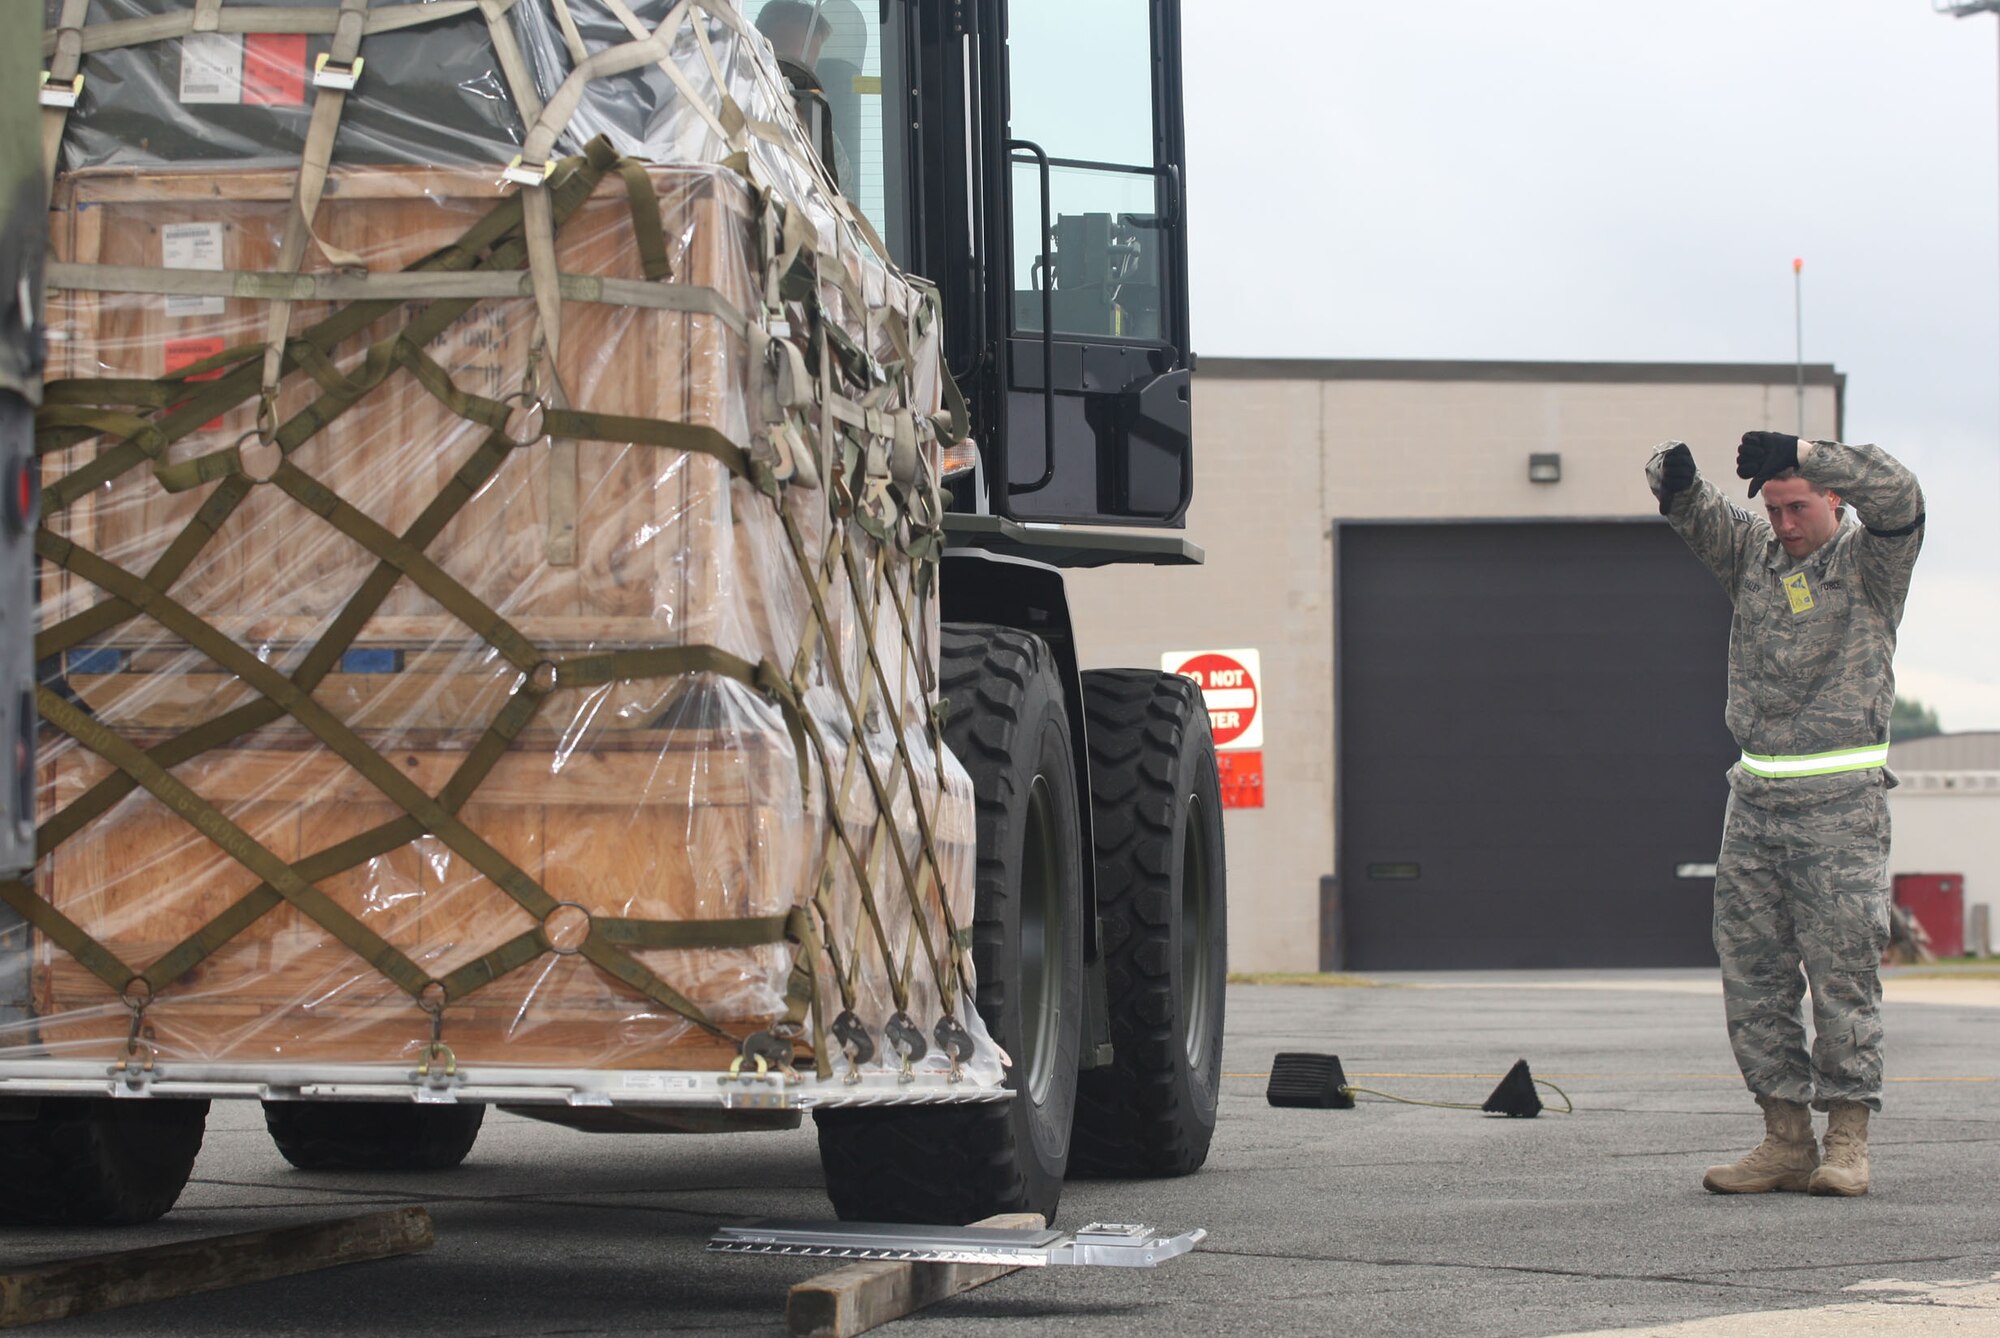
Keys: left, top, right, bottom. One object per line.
{"left": 1005, "top": 137, "right": 1056, "bottom": 497}
{"left": 710, "top": 1219, "right": 1206, "bottom": 1268}
{"left": 0, "top": 1058, "right": 1012, "bottom": 1109}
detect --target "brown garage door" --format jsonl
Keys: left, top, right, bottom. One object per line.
{"left": 1338, "top": 521, "right": 1737, "bottom": 969}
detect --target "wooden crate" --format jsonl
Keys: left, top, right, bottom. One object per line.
{"left": 33, "top": 689, "right": 812, "bottom": 1068}
{"left": 28, "top": 162, "right": 967, "bottom": 1073}
{"left": 43, "top": 161, "right": 772, "bottom": 662}
{"left": 32, "top": 696, "right": 973, "bottom": 1069}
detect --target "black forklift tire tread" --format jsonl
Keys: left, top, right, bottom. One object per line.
{"left": 1069, "top": 669, "right": 1225, "bottom": 1178}
{"left": 0, "top": 1097, "right": 209, "bottom": 1226}
{"left": 262, "top": 1099, "right": 485, "bottom": 1172}
{"left": 814, "top": 1101, "right": 1017, "bottom": 1225}
{"left": 816, "top": 623, "right": 1081, "bottom": 1225}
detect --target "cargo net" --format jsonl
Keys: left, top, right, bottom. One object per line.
{"left": 8, "top": 0, "right": 1001, "bottom": 1090}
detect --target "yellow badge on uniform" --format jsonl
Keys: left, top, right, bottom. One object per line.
{"left": 1783, "top": 572, "right": 1815, "bottom": 615}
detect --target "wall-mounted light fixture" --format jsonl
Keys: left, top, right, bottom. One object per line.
{"left": 1528, "top": 453, "right": 1561, "bottom": 483}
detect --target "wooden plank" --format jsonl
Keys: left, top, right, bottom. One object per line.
{"left": 785, "top": 1213, "right": 1045, "bottom": 1338}
{"left": 0, "top": 1206, "right": 434, "bottom": 1328}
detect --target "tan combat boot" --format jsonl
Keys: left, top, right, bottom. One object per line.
{"left": 1702, "top": 1095, "right": 1819, "bottom": 1194}
{"left": 1808, "top": 1100, "right": 1870, "bottom": 1196}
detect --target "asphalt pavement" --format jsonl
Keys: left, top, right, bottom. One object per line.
{"left": 4, "top": 968, "right": 1997, "bottom": 1336}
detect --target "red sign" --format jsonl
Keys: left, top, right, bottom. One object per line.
{"left": 243, "top": 34, "right": 308, "bottom": 106}
{"left": 1171, "top": 651, "right": 1259, "bottom": 748}
{"left": 164, "top": 336, "right": 228, "bottom": 431}
{"left": 1217, "top": 750, "right": 1264, "bottom": 809}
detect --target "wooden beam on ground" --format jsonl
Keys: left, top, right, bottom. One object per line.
{"left": 786, "top": 1213, "right": 1044, "bottom": 1338}
{"left": 0, "top": 1205, "right": 434, "bottom": 1328}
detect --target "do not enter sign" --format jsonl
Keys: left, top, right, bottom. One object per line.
{"left": 1161, "top": 647, "right": 1262, "bottom": 750}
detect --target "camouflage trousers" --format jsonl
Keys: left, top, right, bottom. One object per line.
{"left": 1714, "top": 786, "right": 1892, "bottom": 1112}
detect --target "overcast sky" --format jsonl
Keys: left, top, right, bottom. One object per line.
{"left": 1179, "top": 0, "right": 2000, "bottom": 732}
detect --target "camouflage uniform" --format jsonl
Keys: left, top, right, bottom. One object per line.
{"left": 1646, "top": 440, "right": 1925, "bottom": 1112}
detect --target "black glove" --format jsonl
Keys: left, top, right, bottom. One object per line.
{"left": 1656, "top": 443, "right": 1695, "bottom": 516}
{"left": 1736, "top": 431, "right": 1800, "bottom": 498}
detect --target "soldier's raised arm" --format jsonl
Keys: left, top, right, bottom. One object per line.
{"left": 1738, "top": 432, "right": 1925, "bottom": 620}
{"left": 1647, "top": 440, "right": 1763, "bottom": 598}
{"left": 1803, "top": 440, "right": 1924, "bottom": 620}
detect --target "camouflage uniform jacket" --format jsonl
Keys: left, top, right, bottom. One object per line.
{"left": 1646, "top": 441, "right": 1925, "bottom": 812}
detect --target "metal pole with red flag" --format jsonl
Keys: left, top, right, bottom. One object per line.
{"left": 1794, "top": 257, "right": 1805, "bottom": 436}
{"left": 1935, "top": 1, "right": 2000, "bottom": 493}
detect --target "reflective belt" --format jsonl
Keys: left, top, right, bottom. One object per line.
{"left": 1738, "top": 744, "right": 1890, "bottom": 779}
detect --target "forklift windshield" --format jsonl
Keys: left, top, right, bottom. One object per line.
{"left": 750, "top": 0, "right": 1192, "bottom": 530}
{"left": 743, "top": 0, "right": 913, "bottom": 266}
{"left": 1005, "top": 0, "right": 1165, "bottom": 342}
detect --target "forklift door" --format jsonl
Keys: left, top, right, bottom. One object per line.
{"left": 745, "top": 0, "right": 1193, "bottom": 532}
{"left": 997, "top": 0, "right": 1190, "bottom": 526}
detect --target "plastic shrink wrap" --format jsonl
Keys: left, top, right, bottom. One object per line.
{"left": 8, "top": 0, "right": 1000, "bottom": 1101}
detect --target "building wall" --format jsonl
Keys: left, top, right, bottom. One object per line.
{"left": 1063, "top": 375, "right": 1331, "bottom": 971}
{"left": 1888, "top": 776, "right": 2000, "bottom": 953}
{"left": 1890, "top": 732, "right": 2000, "bottom": 771}
{"left": 1065, "top": 360, "right": 1845, "bottom": 972}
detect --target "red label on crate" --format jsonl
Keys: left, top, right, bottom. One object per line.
{"left": 165, "top": 336, "right": 228, "bottom": 431}
{"left": 1217, "top": 750, "right": 1264, "bottom": 809}
{"left": 243, "top": 34, "right": 308, "bottom": 106}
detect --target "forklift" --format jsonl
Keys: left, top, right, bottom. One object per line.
{"left": 5, "top": 0, "right": 1221, "bottom": 1230}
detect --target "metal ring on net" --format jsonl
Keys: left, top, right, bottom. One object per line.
{"left": 502, "top": 391, "right": 549, "bottom": 445}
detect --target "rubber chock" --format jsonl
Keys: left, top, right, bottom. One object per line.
{"left": 1482, "top": 1059, "right": 1543, "bottom": 1117}
{"left": 1266, "top": 1052, "right": 1354, "bottom": 1109}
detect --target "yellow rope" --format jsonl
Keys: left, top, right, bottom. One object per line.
{"left": 1341, "top": 1079, "right": 1576, "bottom": 1115}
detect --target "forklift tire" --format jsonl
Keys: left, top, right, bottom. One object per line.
{"left": 816, "top": 624, "right": 1084, "bottom": 1225}
{"left": 0, "top": 1096, "right": 208, "bottom": 1225}
{"left": 262, "top": 1100, "right": 485, "bottom": 1172}
{"left": 1069, "top": 670, "right": 1226, "bottom": 1177}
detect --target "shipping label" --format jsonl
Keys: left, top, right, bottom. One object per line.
{"left": 161, "top": 222, "right": 226, "bottom": 319}
{"left": 179, "top": 32, "right": 245, "bottom": 105}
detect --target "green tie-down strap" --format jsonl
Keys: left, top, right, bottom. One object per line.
{"left": 31, "top": 627, "right": 809, "bottom": 1010}
{"left": 780, "top": 905, "right": 832, "bottom": 1079}
{"left": 30, "top": 140, "right": 682, "bottom": 866}
{"left": 32, "top": 136, "right": 625, "bottom": 515}
{"left": 36, "top": 685, "right": 438, "bottom": 1000}
{"left": 138, "top": 684, "right": 546, "bottom": 998}
{"left": 32, "top": 132, "right": 752, "bottom": 825}
{"left": 766, "top": 491, "right": 941, "bottom": 1022}
{"left": 610, "top": 155, "right": 675, "bottom": 283}
{"left": 0, "top": 874, "right": 134, "bottom": 995}
{"left": 32, "top": 140, "right": 615, "bottom": 673}
{"left": 542, "top": 406, "right": 749, "bottom": 479}
{"left": 33, "top": 527, "right": 819, "bottom": 1041}
{"left": 29, "top": 676, "right": 812, "bottom": 1041}
{"left": 32, "top": 428, "right": 521, "bottom": 859}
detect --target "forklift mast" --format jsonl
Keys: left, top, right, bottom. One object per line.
{"left": 753, "top": 0, "right": 1194, "bottom": 540}
{"left": 1, "top": 9, "right": 44, "bottom": 883}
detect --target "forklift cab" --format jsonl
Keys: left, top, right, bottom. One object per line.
{"left": 746, "top": 0, "right": 1195, "bottom": 538}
